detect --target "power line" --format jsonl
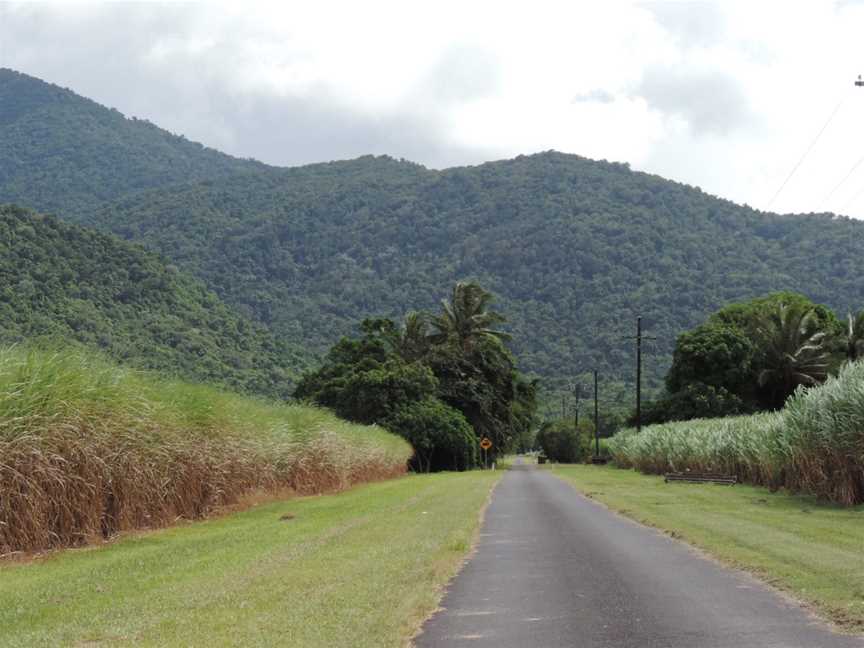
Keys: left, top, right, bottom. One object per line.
{"left": 766, "top": 89, "right": 851, "bottom": 211}
{"left": 819, "top": 76, "right": 864, "bottom": 213}
{"left": 818, "top": 153, "right": 864, "bottom": 211}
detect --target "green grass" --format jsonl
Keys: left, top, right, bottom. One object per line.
{"left": 548, "top": 464, "right": 864, "bottom": 630}
{"left": 0, "top": 470, "right": 500, "bottom": 647}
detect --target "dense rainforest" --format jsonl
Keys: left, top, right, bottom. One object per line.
{"left": 0, "top": 204, "right": 302, "bottom": 397}
{"left": 0, "top": 68, "right": 263, "bottom": 216}
{"left": 2, "top": 68, "right": 864, "bottom": 403}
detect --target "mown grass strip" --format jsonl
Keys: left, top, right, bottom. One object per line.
{"left": 548, "top": 464, "right": 864, "bottom": 631}
{"left": 0, "top": 470, "right": 500, "bottom": 647}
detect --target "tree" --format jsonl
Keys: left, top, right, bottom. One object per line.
{"left": 381, "top": 398, "right": 477, "bottom": 472}
{"left": 429, "top": 282, "right": 511, "bottom": 352}
{"left": 427, "top": 340, "right": 517, "bottom": 454}
{"left": 535, "top": 420, "right": 587, "bottom": 463}
{"left": 294, "top": 282, "right": 537, "bottom": 467}
{"left": 425, "top": 281, "right": 526, "bottom": 454}
{"left": 293, "top": 319, "right": 436, "bottom": 424}
{"left": 653, "top": 292, "right": 843, "bottom": 422}
{"left": 394, "top": 311, "right": 431, "bottom": 363}
{"left": 639, "top": 383, "right": 746, "bottom": 425}
{"left": 666, "top": 322, "right": 755, "bottom": 398}
{"left": 756, "top": 303, "right": 831, "bottom": 409}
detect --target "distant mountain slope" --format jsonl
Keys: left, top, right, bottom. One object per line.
{"left": 0, "top": 68, "right": 264, "bottom": 215}
{"left": 0, "top": 204, "right": 301, "bottom": 397}
{"left": 2, "top": 69, "right": 863, "bottom": 396}
{"left": 81, "top": 153, "right": 864, "bottom": 392}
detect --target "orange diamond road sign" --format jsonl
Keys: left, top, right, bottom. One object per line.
{"left": 480, "top": 438, "right": 492, "bottom": 450}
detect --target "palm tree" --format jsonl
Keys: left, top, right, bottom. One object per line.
{"left": 429, "top": 282, "right": 511, "bottom": 352}
{"left": 845, "top": 311, "right": 864, "bottom": 362}
{"left": 757, "top": 303, "right": 831, "bottom": 408}
{"left": 395, "top": 311, "right": 431, "bottom": 362}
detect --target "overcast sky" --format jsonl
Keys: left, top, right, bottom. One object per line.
{"left": 2, "top": 1, "right": 864, "bottom": 218}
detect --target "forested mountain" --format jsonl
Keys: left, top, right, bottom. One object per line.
{"left": 79, "top": 153, "right": 864, "bottom": 394}
{"left": 0, "top": 68, "right": 263, "bottom": 215}
{"left": 3, "top": 69, "right": 864, "bottom": 398}
{"left": 0, "top": 205, "right": 302, "bottom": 397}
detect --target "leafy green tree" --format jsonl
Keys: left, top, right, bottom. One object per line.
{"left": 710, "top": 292, "right": 840, "bottom": 335}
{"left": 666, "top": 322, "right": 755, "bottom": 398}
{"left": 654, "top": 292, "right": 843, "bottom": 421}
{"left": 757, "top": 303, "right": 831, "bottom": 409}
{"left": 640, "top": 383, "right": 746, "bottom": 425}
{"left": 426, "top": 341, "right": 516, "bottom": 453}
{"left": 293, "top": 319, "right": 436, "bottom": 424}
{"left": 295, "top": 281, "right": 537, "bottom": 464}
{"left": 381, "top": 398, "right": 477, "bottom": 472}
{"left": 535, "top": 420, "right": 587, "bottom": 463}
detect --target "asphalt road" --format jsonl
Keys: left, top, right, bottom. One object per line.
{"left": 415, "top": 461, "right": 863, "bottom": 648}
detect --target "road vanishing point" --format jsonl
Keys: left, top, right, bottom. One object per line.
{"left": 415, "top": 460, "right": 863, "bottom": 648}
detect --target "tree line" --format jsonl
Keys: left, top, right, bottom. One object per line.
{"left": 643, "top": 291, "right": 864, "bottom": 424}
{"left": 294, "top": 282, "right": 537, "bottom": 471}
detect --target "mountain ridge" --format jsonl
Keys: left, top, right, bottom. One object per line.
{"left": 0, "top": 67, "right": 267, "bottom": 216}
{"left": 2, "top": 68, "right": 863, "bottom": 399}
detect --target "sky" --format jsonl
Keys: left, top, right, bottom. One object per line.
{"left": 2, "top": 1, "right": 864, "bottom": 218}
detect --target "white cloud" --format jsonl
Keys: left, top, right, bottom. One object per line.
{"left": 2, "top": 0, "right": 864, "bottom": 218}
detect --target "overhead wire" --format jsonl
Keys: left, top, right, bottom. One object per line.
{"left": 765, "top": 88, "right": 852, "bottom": 211}
{"left": 817, "top": 81, "right": 864, "bottom": 215}
{"left": 818, "top": 153, "right": 864, "bottom": 211}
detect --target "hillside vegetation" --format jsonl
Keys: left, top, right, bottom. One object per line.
{"left": 3, "top": 69, "right": 864, "bottom": 392}
{"left": 0, "top": 204, "right": 303, "bottom": 397}
{"left": 609, "top": 359, "right": 864, "bottom": 504}
{"left": 0, "top": 347, "right": 411, "bottom": 554}
{"left": 0, "top": 68, "right": 262, "bottom": 215}
{"left": 85, "top": 152, "right": 864, "bottom": 392}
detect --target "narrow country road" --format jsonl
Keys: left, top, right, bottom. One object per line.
{"left": 415, "top": 461, "right": 863, "bottom": 648}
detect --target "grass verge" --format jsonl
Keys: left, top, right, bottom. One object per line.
{"left": 548, "top": 464, "right": 864, "bottom": 631}
{"left": 0, "top": 470, "right": 500, "bottom": 647}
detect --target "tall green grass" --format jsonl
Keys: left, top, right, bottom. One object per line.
{"left": 609, "top": 360, "right": 864, "bottom": 504}
{"left": 0, "top": 347, "right": 412, "bottom": 554}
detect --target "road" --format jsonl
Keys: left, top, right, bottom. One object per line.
{"left": 415, "top": 461, "right": 863, "bottom": 648}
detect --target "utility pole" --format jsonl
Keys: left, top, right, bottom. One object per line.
{"left": 636, "top": 316, "right": 642, "bottom": 433}
{"left": 624, "top": 316, "right": 655, "bottom": 434}
{"left": 572, "top": 382, "right": 582, "bottom": 430}
{"left": 593, "top": 370, "right": 599, "bottom": 457}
